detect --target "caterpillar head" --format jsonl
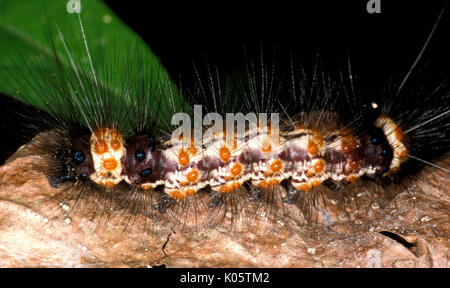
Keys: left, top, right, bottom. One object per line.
{"left": 50, "top": 132, "right": 94, "bottom": 186}
{"left": 70, "top": 135, "right": 94, "bottom": 179}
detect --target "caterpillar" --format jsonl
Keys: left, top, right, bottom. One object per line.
{"left": 0, "top": 0, "right": 448, "bottom": 268}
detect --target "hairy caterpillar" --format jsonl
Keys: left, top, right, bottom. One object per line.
{"left": 0, "top": 0, "right": 448, "bottom": 268}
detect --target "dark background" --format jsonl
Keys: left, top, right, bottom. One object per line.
{"left": 104, "top": 0, "right": 449, "bottom": 87}
{"left": 1, "top": 0, "right": 449, "bottom": 163}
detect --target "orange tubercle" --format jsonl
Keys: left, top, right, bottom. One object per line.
{"left": 219, "top": 147, "right": 231, "bottom": 162}
{"left": 296, "top": 182, "right": 312, "bottom": 191}
{"left": 394, "top": 126, "right": 404, "bottom": 142}
{"left": 270, "top": 179, "right": 280, "bottom": 186}
{"left": 102, "top": 158, "right": 118, "bottom": 171}
{"left": 313, "top": 159, "right": 325, "bottom": 173}
{"left": 230, "top": 162, "right": 242, "bottom": 177}
{"left": 169, "top": 190, "right": 186, "bottom": 200}
{"left": 93, "top": 127, "right": 106, "bottom": 138}
{"left": 312, "top": 131, "right": 324, "bottom": 146}
{"left": 219, "top": 182, "right": 241, "bottom": 193}
{"left": 186, "top": 169, "right": 199, "bottom": 183}
{"left": 232, "top": 182, "right": 241, "bottom": 190}
{"left": 178, "top": 149, "right": 190, "bottom": 166}
{"left": 104, "top": 181, "right": 115, "bottom": 187}
{"left": 109, "top": 129, "right": 120, "bottom": 139}
{"left": 110, "top": 139, "right": 122, "bottom": 151}
{"left": 185, "top": 188, "right": 196, "bottom": 196}
{"left": 270, "top": 159, "right": 282, "bottom": 173}
{"left": 187, "top": 147, "right": 198, "bottom": 155}
{"left": 94, "top": 139, "right": 109, "bottom": 154}
{"left": 307, "top": 140, "right": 318, "bottom": 156}
{"left": 311, "top": 179, "right": 321, "bottom": 187}
{"left": 257, "top": 181, "right": 269, "bottom": 189}
{"left": 261, "top": 144, "right": 272, "bottom": 153}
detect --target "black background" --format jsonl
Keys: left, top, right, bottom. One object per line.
{"left": 104, "top": 0, "right": 449, "bottom": 87}
{"left": 1, "top": 0, "right": 449, "bottom": 163}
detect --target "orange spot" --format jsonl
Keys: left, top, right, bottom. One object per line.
{"left": 270, "top": 159, "right": 282, "bottom": 173}
{"left": 262, "top": 144, "right": 272, "bottom": 153}
{"left": 110, "top": 139, "right": 122, "bottom": 151}
{"left": 102, "top": 158, "right": 118, "bottom": 171}
{"left": 218, "top": 182, "right": 241, "bottom": 193}
{"left": 178, "top": 149, "right": 190, "bottom": 166}
{"left": 230, "top": 162, "right": 242, "bottom": 177}
{"left": 270, "top": 179, "right": 280, "bottom": 185}
{"left": 313, "top": 131, "right": 324, "bottom": 146}
{"left": 219, "top": 147, "right": 231, "bottom": 162}
{"left": 186, "top": 169, "right": 199, "bottom": 183}
{"left": 186, "top": 138, "right": 198, "bottom": 154}
{"left": 94, "top": 127, "right": 106, "bottom": 138}
{"left": 264, "top": 170, "right": 272, "bottom": 177}
{"left": 399, "top": 149, "right": 408, "bottom": 159}
{"left": 307, "top": 140, "right": 318, "bottom": 156}
{"left": 257, "top": 181, "right": 269, "bottom": 189}
{"left": 140, "top": 183, "right": 153, "bottom": 190}
{"left": 170, "top": 190, "right": 185, "bottom": 200}
{"left": 311, "top": 179, "right": 321, "bottom": 187}
{"left": 314, "top": 159, "right": 325, "bottom": 173}
{"left": 297, "top": 183, "right": 312, "bottom": 191}
{"left": 219, "top": 185, "right": 232, "bottom": 193}
{"left": 94, "top": 139, "right": 109, "bottom": 154}
{"left": 348, "top": 159, "right": 358, "bottom": 171}
{"left": 185, "top": 188, "right": 195, "bottom": 196}
{"left": 187, "top": 147, "right": 198, "bottom": 155}
{"left": 109, "top": 129, "right": 120, "bottom": 139}
{"left": 104, "top": 181, "right": 115, "bottom": 187}
{"left": 346, "top": 175, "right": 358, "bottom": 183}
{"left": 394, "top": 126, "right": 404, "bottom": 142}
{"left": 306, "top": 171, "right": 315, "bottom": 177}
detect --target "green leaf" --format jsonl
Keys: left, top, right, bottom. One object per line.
{"left": 0, "top": 0, "right": 183, "bottom": 134}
